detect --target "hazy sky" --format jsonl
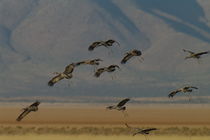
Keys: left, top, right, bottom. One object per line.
{"left": 0, "top": 0, "right": 210, "bottom": 99}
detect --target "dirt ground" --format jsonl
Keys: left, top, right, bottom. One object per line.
{"left": 0, "top": 104, "right": 209, "bottom": 125}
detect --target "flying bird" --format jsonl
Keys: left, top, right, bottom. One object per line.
{"left": 48, "top": 63, "right": 76, "bottom": 86}
{"left": 94, "top": 65, "right": 120, "bottom": 77}
{"left": 121, "top": 49, "right": 143, "bottom": 64}
{"left": 88, "top": 39, "right": 120, "bottom": 51}
{"left": 183, "top": 49, "right": 209, "bottom": 60}
{"left": 88, "top": 41, "right": 105, "bottom": 51}
{"left": 106, "top": 98, "right": 130, "bottom": 111}
{"left": 16, "top": 101, "right": 40, "bottom": 121}
{"left": 125, "top": 123, "right": 157, "bottom": 138}
{"left": 168, "top": 86, "right": 198, "bottom": 98}
{"left": 104, "top": 39, "right": 120, "bottom": 47}
{"left": 132, "top": 128, "right": 158, "bottom": 136}
{"left": 76, "top": 59, "right": 102, "bottom": 66}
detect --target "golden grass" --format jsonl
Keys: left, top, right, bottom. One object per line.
{"left": 0, "top": 135, "right": 209, "bottom": 140}
{"left": 0, "top": 125, "right": 210, "bottom": 136}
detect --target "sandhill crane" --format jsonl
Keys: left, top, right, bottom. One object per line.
{"left": 106, "top": 98, "right": 130, "bottom": 111}
{"left": 76, "top": 59, "right": 102, "bottom": 66}
{"left": 16, "top": 101, "right": 40, "bottom": 121}
{"left": 104, "top": 39, "right": 120, "bottom": 47}
{"left": 48, "top": 63, "right": 76, "bottom": 86}
{"left": 183, "top": 49, "right": 209, "bottom": 60}
{"left": 121, "top": 49, "right": 143, "bottom": 64}
{"left": 125, "top": 123, "right": 157, "bottom": 140}
{"left": 88, "top": 39, "right": 120, "bottom": 51}
{"left": 94, "top": 65, "right": 120, "bottom": 77}
{"left": 168, "top": 86, "right": 198, "bottom": 99}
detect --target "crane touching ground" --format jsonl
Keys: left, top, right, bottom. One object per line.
{"left": 183, "top": 49, "right": 209, "bottom": 60}
{"left": 88, "top": 39, "right": 120, "bottom": 51}
{"left": 121, "top": 49, "right": 143, "bottom": 64}
{"left": 168, "top": 86, "right": 198, "bottom": 101}
{"left": 48, "top": 63, "right": 76, "bottom": 86}
{"left": 94, "top": 65, "right": 120, "bottom": 78}
{"left": 16, "top": 101, "right": 40, "bottom": 121}
{"left": 125, "top": 123, "right": 157, "bottom": 140}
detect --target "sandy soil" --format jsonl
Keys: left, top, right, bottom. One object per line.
{"left": 0, "top": 104, "right": 209, "bottom": 125}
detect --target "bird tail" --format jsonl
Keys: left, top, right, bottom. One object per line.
{"left": 48, "top": 81, "right": 54, "bottom": 86}
{"left": 88, "top": 46, "right": 94, "bottom": 51}
{"left": 94, "top": 72, "right": 101, "bottom": 77}
{"left": 121, "top": 59, "right": 127, "bottom": 64}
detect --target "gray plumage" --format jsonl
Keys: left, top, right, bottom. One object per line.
{"left": 16, "top": 101, "right": 40, "bottom": 121}
{"left": 88, "top": 39, "right": 120, "bottom": 51}
{"left": 106, "top": 98, "right": 130, "bottom": 111}
{"left": 168, "top": 86, "right": 198, "bottom": 98}
{"left": 183, "top": 49, "right": 209, "bottom": 59}
{"left": 121, "top": 49, "right": 142, "bottom": 64}
{"left": 125, "top": 123, "right": 157, "bottom": 136}
{"left": 76, "top": 59, "right": 102, "bottom": 66}
{"left": 94, "top": 65, "right": 120, "bottom": 77}
{"left": 48, "top": 63, "right": 76, "bottom": 86}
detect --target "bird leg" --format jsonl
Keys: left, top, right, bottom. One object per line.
{"left": 197, "top": 59, "right": 202, "bottom": 64}
{"left": 93, "top": 66, "right": 97, "bottom": 72}
{"left": 111, "top": 75, "right": 114, "bottom": 80}
{"left": 137, "top": 57, "right": 143, "bottom": 63}
{"left": 144, "top": 135, "right": 149, "bottom": 140}
{"left": 188, "top": 94, "right": 192, "bottom": 102}
{"left": 108, "top": 48, "right": 114, "bottom": 55}
{"left": 140, "top": 56, "right": 144, "bottom": 61}
{"left": 122, "top": 110, "right": 129, "bottom": 117}
{"left": 52, "top": 72, "right": 60, "bottom": 75}
{"left": 67, "top": 80, "right": 73, "bottom": 87}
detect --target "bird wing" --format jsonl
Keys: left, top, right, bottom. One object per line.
{"left": 48, "top": 74, "right": 65, "bottom": 86}
{"left": 188, "top": 86, "right": 198, "bottom": 89}
{"left": 168, "top": 89, "right": 181, "bottom": 98}
{"left": 196, "top": 51, "right": 210, "bottom": 56}
{"left": 144, "top": 128, "right": 157, "bottom": 132}
{"left": 121, "top": 53, "right": 133, "bottom": 64}
{"left": 105, "top": 39, "right": 120, "bottom": 47}
{"left": 64, "top": 64, "right": 75, "bottom": 74}
{"left": 30, "top": 101, "right": 40, "bottom": 107}
{"left": 94, "top": 68, "right": 106, "bottom": 77}
{"left": 16, "top": 109, "right": 31, "bottom": 121}
{"left": 75, "top": 61, "right": 86, "bottom": 66}
{"left": 117, "top": 98, "right": 130, "bottom": 107}
{"left": 183, "top": 49, "right": 194, "bottom": 54}
{"left": 88, "top": 42, "right": 102, "bottom": 51}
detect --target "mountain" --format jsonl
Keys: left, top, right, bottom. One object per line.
{"left": 0, "top": 0, "right": 210, "bottom": 98}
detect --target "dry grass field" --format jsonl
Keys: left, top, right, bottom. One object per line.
{"left": 0, "top": 135, "right": 210, "bottom": 140}
{"left": 0, "top": 104, "right": 209, "bottom": 139}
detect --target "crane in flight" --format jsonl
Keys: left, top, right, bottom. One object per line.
{"left": 94, "top": 65, "right": 120, "bottom": 78}
{"left": 168, "top": 86, "right": 198, "bottom": 101}
{"left": 125, "top": 123, "right": 157, "bottom": 140}
{"left": 106, "top": 98, "right": 130, "bottom": 111}
{"left": 121, "top": 49, "right": 143, "bottom": 64}
{"left": 88, "top": 39, "right": 120, "bottom": 51}
{"left": 16, "top": 101, "right": 40, "bottom": 121}
{"left": 48, "top": 63, "right": 76, "bottom": 86}
{"left": 183, "top": 49, "right": 209, "bottom": 60}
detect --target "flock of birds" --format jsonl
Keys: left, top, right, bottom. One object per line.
{"left": 16, "top": 39, "right": 209, "bottom": 138}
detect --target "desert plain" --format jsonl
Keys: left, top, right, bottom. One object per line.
{"left": 0, "top": 103, "right": 210, "bottom": 140}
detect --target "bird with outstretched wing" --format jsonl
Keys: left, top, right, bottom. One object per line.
{"left": 16, "top": 101, "right": 40, "bottom": 121}
{"left": 121, "top": 49, "right": 143, "bottom": 64}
